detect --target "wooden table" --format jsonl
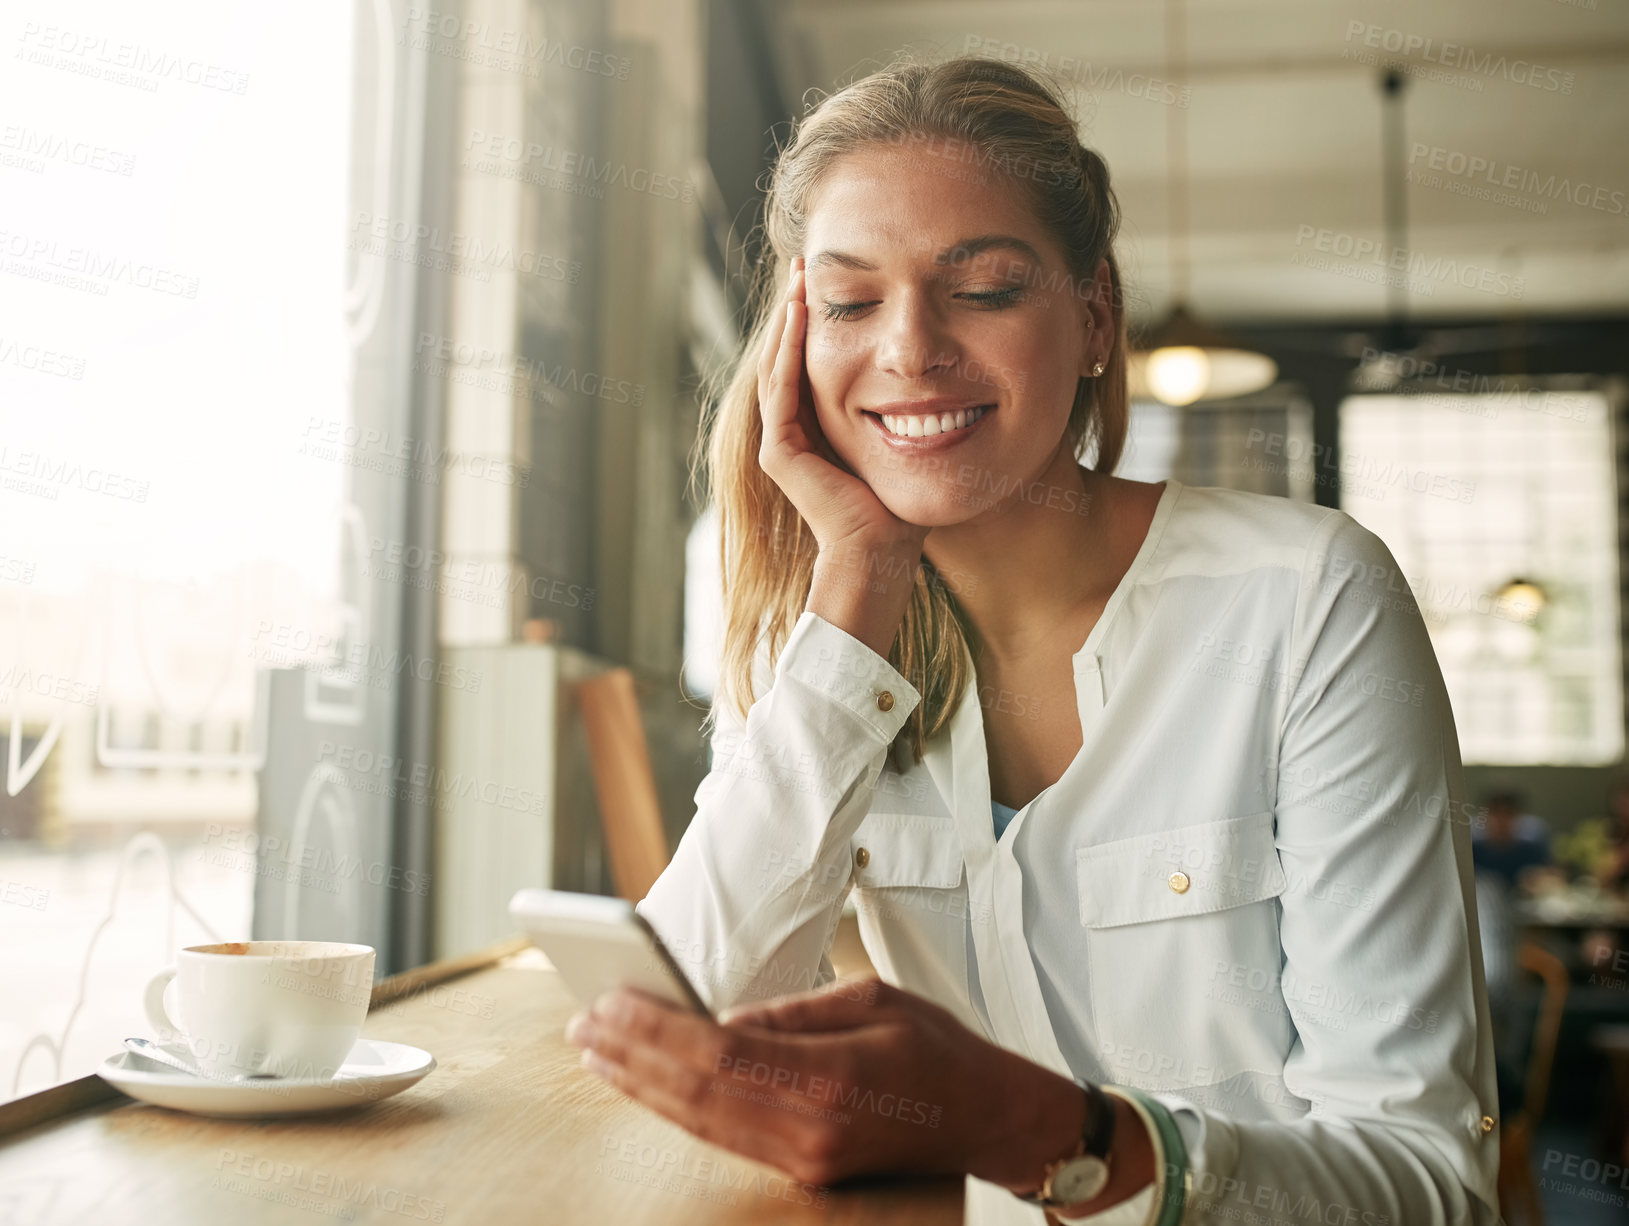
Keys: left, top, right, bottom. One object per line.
{"left": 1513, "top": 897, "right": 1629, "bottom": 931}
{"left": 0, "top": 941, "right": 961, "bottom": 1225}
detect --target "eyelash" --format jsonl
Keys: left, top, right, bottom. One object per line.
{"left": 819, "top": 286, "right": 1026, "bottom": 322}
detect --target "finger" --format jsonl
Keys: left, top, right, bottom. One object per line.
{"left": 583, "top": 988, "right": 859, "bottom": 1117}
{"left": 578, "top": 1044, "right": 824, "bottom": 1185}
{"left": 756, "top": 262, "right": 805, "bottom": 385}
{"left": 756, "top": 305, "right": 782, "bottom": 391}
{"left": 583, "top": 1018, "right": 793, "bottom": 1115}
{"left": 580, "top": 1011, "right": 853, "bottom": 1184}
{"left": 800, "top": 365, "right": 851, "bottom": 471}
{"left": 758, "top": 284, "right": 797, "bottom": 395}
{"left": 780, "top": 267, "right": 845, "bottom": 470}
{"left": 719, "top": 977, "right": 894, "bottom": 1032}
{"left": 772, "top": 273, "right": 807, "bottom": 402}
{"left": 587, "top": 986, "right": 776, "bottom": 1080}
{"left": 585, "top": 1012, "right": 838, "bottom": 1127}
{"left": 760, "top": 291, "right": 809, "bottom": 460}
{"left": 755, "top": 271, "right": 793, "bottom": 391}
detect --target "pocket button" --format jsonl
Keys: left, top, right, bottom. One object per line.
{"left": 855, "top": 846, "right": 871, "bottom": 869}
{"left": 1168, "top": 871, "right": 1191, "bottom": 894}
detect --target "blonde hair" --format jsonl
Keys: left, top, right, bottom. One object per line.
{"left": 694, "top": 53, "right": 1131, "bottom": 766}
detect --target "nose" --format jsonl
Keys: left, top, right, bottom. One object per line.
{"left": 874, "top": 296, "right": 958, "bottom": 381}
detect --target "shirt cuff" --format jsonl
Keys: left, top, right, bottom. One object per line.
{"left": 773, "top": 610, "right": 921, "bottom": 743}
{"left": 1050, "top": 1182, "right": 1157, "bottom": 1226}
{"left": 1087, "top": 1086, "right": 1188, "bottom": 1226}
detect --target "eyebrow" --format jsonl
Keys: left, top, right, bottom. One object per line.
{"left": 805, "top": 234, "right": 1044, "bottom": 274}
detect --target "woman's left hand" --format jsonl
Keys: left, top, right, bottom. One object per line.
{"left": 564, "top": 976, "right": 1080, "bottom": 1192}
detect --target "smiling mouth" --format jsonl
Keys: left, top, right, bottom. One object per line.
{"left": 866, "top": 404, "right": 994, "bottom": 438}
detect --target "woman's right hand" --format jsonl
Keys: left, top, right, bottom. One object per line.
{"left": 756, "top": 256, "right": 928, "bottom": 557}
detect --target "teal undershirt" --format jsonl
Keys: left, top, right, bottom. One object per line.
{"left": 992, "top": 799, "right": 1020, "bottom": 840}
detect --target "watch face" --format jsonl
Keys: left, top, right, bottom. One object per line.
{"left": 1052, "top": 1155, "right": 1111, "bottom": 1204}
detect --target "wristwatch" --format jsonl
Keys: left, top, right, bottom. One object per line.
{"left": 1018, "top": 1079, "right": 1116, "bottom": 1209}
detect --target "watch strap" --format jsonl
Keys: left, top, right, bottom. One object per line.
{"left": 1019, "top": 1079, "right": 1114, "bottom": 1207}
{"left": 1080, "top": 1080, "right": 1116, "bottom": 1158}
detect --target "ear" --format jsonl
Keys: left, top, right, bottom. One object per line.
{"left": 1075, "top": 257, "right": 1113, "bottom": 379}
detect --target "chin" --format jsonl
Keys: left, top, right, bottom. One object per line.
{"left": 864, "top": 472, "right": 999, "bottom": 527}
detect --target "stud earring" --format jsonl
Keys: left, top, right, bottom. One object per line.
{"left": 1091, "top": 359, "right": 1105, "bottom": 377}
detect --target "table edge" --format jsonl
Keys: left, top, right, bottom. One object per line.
{"left": 0, "top": 934, "right": 536, "bottom": 1144}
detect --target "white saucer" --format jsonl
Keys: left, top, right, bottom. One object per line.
{"left": 98, "top": 1038, "right": 436, "bottom": 1118}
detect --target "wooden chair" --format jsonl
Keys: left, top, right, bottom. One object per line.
{"left": 1496, "top": 941, "right": 1569, "bottom": 1226}
{"left": 574, "top": 668, "right": 670, "bottom": 903}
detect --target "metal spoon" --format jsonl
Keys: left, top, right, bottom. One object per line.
{"left": 123, "top": 1037, "right": 282, "bottom": 1082}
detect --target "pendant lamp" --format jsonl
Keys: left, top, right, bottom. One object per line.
{"left": 1130, "top": 0, "right": 1277, "bottom": 406}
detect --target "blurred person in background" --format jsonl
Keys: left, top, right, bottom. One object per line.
{"left": 1471, "top": 873, "right": 1528, "bottom": 1120}
{"left": 1470, "top": 789, "right": 1552, "bottom": 896}
{"left": 1467, "top": 793, "right": 1554, "bottom": 1127}
{"left": 1467, "top": 792, "right": 1554, "bottom": 1122}
{"left": 1591, "top": 774, "right": 1629, "bottom": 894}
{"left": 1581, "top": 774, "right": 1629, "bottom": 988}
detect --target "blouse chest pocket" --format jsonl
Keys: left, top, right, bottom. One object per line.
{"left": 847, "top": 813, "right": 972, "bottom": 1010}
{"left": 851, "top": 812, "right": 965, "bottom": 889}
{"left": 1078, "top": 811, "right": 1296, "bottom": 1093}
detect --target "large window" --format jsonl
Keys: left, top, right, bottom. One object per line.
{"left": 0, "top": 0, "right": 428, "bottom": 1103}
{"left": 1120, "top": 394, "right": 1316, "bottom": 499}
{"left": 1339, "top": 388, "right": 1623, "bottom": 765}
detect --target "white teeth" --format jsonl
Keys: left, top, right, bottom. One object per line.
{"left": 879, "top": 405, "right": 989, "bottom": 437}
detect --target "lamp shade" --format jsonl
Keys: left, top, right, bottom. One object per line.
{"left": 1493, "top": 577, "right": 1546, "bottom": 624}
{"left": 1130, "top": 302, "right": 1278, "bottom": 405}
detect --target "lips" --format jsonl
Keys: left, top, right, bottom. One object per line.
{"left": 862, "top": 403, "right": 995, "bottom": 451}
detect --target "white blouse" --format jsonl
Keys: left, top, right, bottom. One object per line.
{"left": 638, "top": 478, "right": 1503, "bottom": 1226}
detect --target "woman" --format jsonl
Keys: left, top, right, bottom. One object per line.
{"left": 566, "top": 55, "right": 1502, "bottom": 1225}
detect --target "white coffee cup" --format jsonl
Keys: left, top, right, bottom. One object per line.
{"left": 144, "top": 941, "right": 376, "bottom": 1081}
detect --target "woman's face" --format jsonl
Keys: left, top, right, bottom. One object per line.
{"left": 800, "top": 136, "right": 1109, "bottom": 527}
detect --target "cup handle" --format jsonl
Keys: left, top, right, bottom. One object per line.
{"left": 144, "top": 967, "right": 180, "bottom": 1040}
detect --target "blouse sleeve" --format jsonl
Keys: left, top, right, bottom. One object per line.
{"left": 1125, "top": 510, "right": 1503, "bottom": 1225}
{"left": 635, "top": 610, "right": 921, "bottom": 1014}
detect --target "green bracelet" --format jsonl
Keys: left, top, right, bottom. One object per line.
{"left": 1103, "top": 1086, "right": 1188, "bottom": 1226}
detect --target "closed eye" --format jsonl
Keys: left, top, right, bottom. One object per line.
{"left": 960, "top": 286, "right": 1026, "bottom": 309}
{"left": 821, "top": 300, "right": 878, "bottom": 322}
{"left": 819, "top": 286, "right": 1026, "bottom": 323}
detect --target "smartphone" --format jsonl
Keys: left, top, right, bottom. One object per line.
{"left": 508, "top": 887, "right": 713, "bottom": 1019}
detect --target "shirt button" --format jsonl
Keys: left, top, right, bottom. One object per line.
{"left": 1168, "top": 871, "right": 1191, "bottom": 894}
{"left": 855, "top": 846, "right": 870, "bottom": 870}
{"left": 876, "top": 690, "right": 895, "bottom": 712}
{"left": 1480, "top": 1115, "right": 1495, "bottom": 1135}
